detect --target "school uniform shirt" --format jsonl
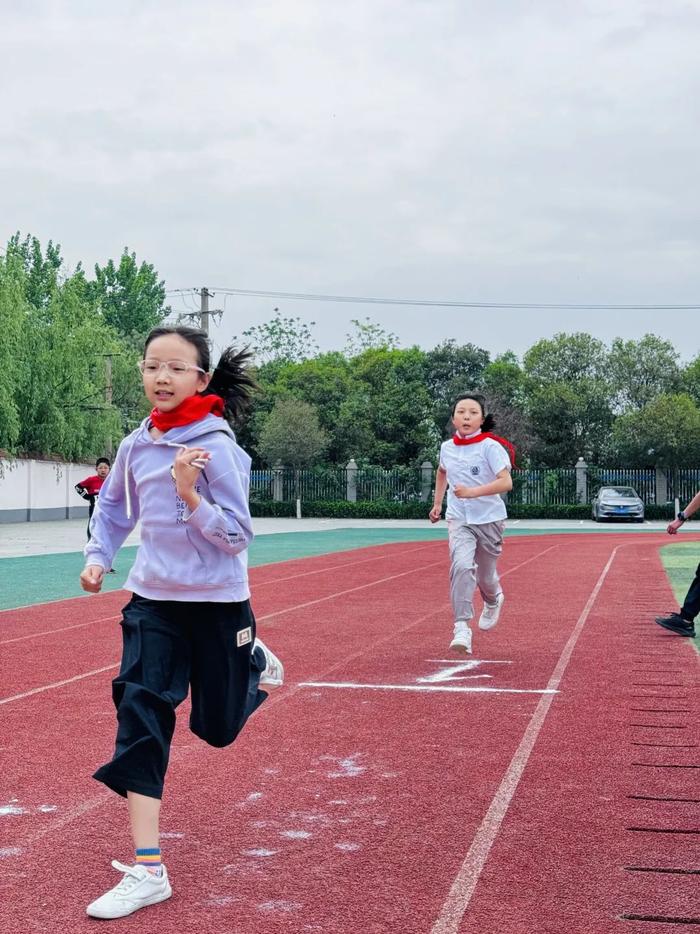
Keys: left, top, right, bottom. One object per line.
{"left": 84, "top": 414, "right": 253, "bottom": 602}
{"left": 439, "top": 436, "right": 511, "bottom": 525}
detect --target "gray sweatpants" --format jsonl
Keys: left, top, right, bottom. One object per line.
{"left": 447, "top": 519, "right": 505, "bottom": 623}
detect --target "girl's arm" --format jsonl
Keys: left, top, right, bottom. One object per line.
{"left": 454, "top": 468, "right": 512, "bottom": 499}
{"left": 84, "top": 440, "right": 139, "bottom": 571}
{"left": 178, "top": 442, "right": 254, "bottom": 556}
{"left": 429, "top": 466, "right": 448, "bottom": 522}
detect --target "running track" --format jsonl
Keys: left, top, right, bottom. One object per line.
{"left": 0, "top": 533, "right": 698, "bottom": 933}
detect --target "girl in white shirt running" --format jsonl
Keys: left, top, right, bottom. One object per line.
{"left": 429, "top": 393, "right": 514, "bottom": 654}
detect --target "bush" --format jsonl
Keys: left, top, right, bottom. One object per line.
{"left": 249, "top": 500, "right": 680, "bottom": 521}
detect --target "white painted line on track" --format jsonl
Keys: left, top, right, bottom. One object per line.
{"left": 299, "top": 682, "right": 557, "bottom": 695}
{"left": 0, "top": 615, "right": 119, "bottom": 646}
{"left": 429, "top": 544, "right": 620, "bottom": 934}
{"left": 0, "top": 664, "right": 119, "bottom": 707}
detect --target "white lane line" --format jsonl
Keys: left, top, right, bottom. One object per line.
{"left": 299, "top": 682, "right": 557, "bottom": 695}
{"left": 0, "top": 615, "right": 119, "bottom": 646}
{"left": 259, "top": 541, "right": 559, "bottom": 623}
{"left": 429, "top": 545, "right": 619, "bottom": 934}
{"left": 0, "top": 664, "right": 119, "bottom": 707}
{"left": 0, "top": 540, "right": 562, "bottom": 852}
{"left": 0, "top": 543, "right": 440, "bottom": 636}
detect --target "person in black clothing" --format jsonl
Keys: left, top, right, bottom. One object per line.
{"left": 655, "top": 489, "right": 700, "bottom": 637}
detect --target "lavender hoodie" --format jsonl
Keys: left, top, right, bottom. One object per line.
{"left": 84, "top": 414, "right": 253, "bottom": 602}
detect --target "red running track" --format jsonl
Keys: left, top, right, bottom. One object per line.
{"left": 0, "top": 534, "right": 698, "bottom": 933}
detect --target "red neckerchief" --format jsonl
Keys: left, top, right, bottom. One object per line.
{"left": 150, "top": 394, "right": 225, "bottom": 432}
{"left": 453, "top": 431, "right": 516, "bottom": 467}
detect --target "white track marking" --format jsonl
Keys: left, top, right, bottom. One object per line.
{"left": 0, "top": 615, "right": 119, "bottom": 646}
{"left": 418, "top": 659, "right": 503, "bottom": 684}
{"left": 0, "top": 542, "right": 439, "bottom": 637}
{"left": 299, "top": 682, "right": 556, "bottom": 695}
{"left": 0, "top": 664, "right": 119, "bottom": 707}
{"left": 429, "top": 545, "right": 619, "bottom": 934}
{"left": 0, "top": 539, "right": 562, "bottom": 860}
{"left": 259, "top": 541, "right": 559, "bottom": 623}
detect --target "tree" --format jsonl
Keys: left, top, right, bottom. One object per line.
{"left": 523, "top": 332, "right": 608, "bottom": 384}
{"left": 610, "top": 393, "right": 700, "bottom": 468}
{"left": 0, "top": 251, "right": 26, "bottom": 451}
{"left": 526, "top": 380, "right": 613, "bottom": 466}
{"left": 239, "top": 309, "right": 318, "bottom": 365}
{"left": 423, "top": 340, "right": 490, "bottom": 439}
{"left": 483, "top": 352, "right": 526, "bottom": 409}
{"left": 344, "top": 317, "right": 399, "bottom": 356}
{"left": 257, "top": 398, "right": 328, "bottom": 468}
{"left": 608, "top": 334, "right": 680, "bottom": 411}
{"left": 91, "top": 249, "right": 169, "bottom": 338}
{"left": 5, "top": 232, "right": 64, "bottom": 310}
{"left": 680, "top": 355, "right": 700, "bottom": 407}
{"left": 17, "top": 274, "right": 123, "bottom": 460}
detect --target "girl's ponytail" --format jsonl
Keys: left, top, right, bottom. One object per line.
{"left": 206, "top": 346, "right": 258, "bottom": 423}
{"left": 482, "top": 413, "right": 496, "bottom": 432}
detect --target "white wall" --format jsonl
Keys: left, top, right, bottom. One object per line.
{"left": 0, "top": 458, "right": 95, "bottom": 521}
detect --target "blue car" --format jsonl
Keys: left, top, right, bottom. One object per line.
{"left": 591, "top": 485, "right": 645, "bottom": 522}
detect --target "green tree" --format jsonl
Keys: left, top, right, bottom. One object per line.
{"left": 680, "top": 355, "right": 700, "bottom": 407}
{"left": 608, "top": 334, "right": 680, "bottom": 411}
{"left": 91, "top": 249, "right": 169, "bottom": 338}
{"left": 17, "top": 274, "right": 123, "bottom": 460}
{"left": 257, "top": 398, "right": 328, "bottom": 468}
{"left": 483, "top": 352, "right": 526, "bottom": 408}
{"left": 5, "top": 232, "right": 64, "bottom": 310}
{"left": 423, "top": 340, "right": 490, "bottom": 439}
{"left": 344, "top": 317, "right": 399, "bottom": 356}
{"left": 347, "top": 347, "right": 439, "bottom": 466}
{"left": 526, "top": 380, "right": 613, "bottom": 466}
{"left": 0, "top": 251, "right": 26, "bottom": 451}
{"left": 523, "top": 332, "right": 608, "bottom": 384}
{"left": 523, "top": 333, "right": 612, "bottom": 465}
{"left": 610, "top": 394, "right": 700, "bottom": 467}
{"left": 239, "top": 309, "right": 318, "bottom": 365}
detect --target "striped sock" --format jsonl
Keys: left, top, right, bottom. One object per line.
{"left": 135, "top": 847, "right": 162, "bottom": 876}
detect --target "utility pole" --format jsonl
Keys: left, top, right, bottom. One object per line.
{"left": 200, "top": 287, "right": 211, "bottom": 334}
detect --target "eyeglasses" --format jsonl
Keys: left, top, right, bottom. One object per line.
{"left": 138, "top": 359, "right": 206, "bottom": 377}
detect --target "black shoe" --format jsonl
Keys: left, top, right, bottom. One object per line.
{"left": 655, "top": 614, "right": 696, "bottom": 637}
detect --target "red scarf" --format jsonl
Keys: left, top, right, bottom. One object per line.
{"left": 150, "top": 394, "right": 225, "bottom": 432}
{"left": 453, "top": 431, "right": 516, "bottom": 467}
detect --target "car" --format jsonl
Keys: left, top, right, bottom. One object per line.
{"left": 591, "top": 485, "right": 645, "bottom": 522}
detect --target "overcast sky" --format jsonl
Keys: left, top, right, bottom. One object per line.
{"left": 2, "top": 0, "right": 699, "bottom": 359}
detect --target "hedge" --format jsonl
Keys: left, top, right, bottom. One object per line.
{"left": 250, "top": 500, "right": 680, "bottom": 520}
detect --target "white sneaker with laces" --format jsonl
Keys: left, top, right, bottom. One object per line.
{"left": 479, "top": 592, "right": 504, "bottom": 631}
{"left": 255, "top": 637, "right": 284, "bottom": 689}
{"left": 86, "top": 861, "right": 172, "bottom": 919}
{"left": 450, "top": 622, "right": 472, "bottom": 655}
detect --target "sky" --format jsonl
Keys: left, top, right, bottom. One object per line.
{"left": 2, "top": 0, "right": 699, "bottom": 360}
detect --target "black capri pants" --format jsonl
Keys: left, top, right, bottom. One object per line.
{"left": 93, "top": 593, "right": 267, "bottom": 800}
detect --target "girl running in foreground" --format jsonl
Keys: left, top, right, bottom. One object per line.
{"left": 80, "top": 325, "right": 283, "bottom": 919}
{"left": 429, "top": 393, "right": 514, "bottom": 654}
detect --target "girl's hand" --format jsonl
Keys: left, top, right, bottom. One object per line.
{"left": 429, "top": 504, "right": 442, "bottom": 523}
{"left": 453, "top": 483, "right": 476, "bottom": 499}
{"left": 173, "top": 446, "right": 211, "bottom": 492}
{"left": 80, "top": 565, "right": 105, "bottom": 593}
{"left": 667, "top": 518, "right": 683, "bottom": 535}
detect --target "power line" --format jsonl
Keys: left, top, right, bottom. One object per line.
{"left": 165, "top": 286, "right": 700, "bottom": 311}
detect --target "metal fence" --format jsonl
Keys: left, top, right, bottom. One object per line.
{"left": 250, "top": 466, "right": 425, "bottom": 503}
{"left": 250, "top": 465, "right": 700, "bottom": 505}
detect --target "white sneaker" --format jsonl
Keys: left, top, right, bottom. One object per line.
{"left": 255, "top": 637, "right": 284, "bottom": 689}
{"left": 86, "top": 861, "right": 172, "bottom": 919}
{"left": 450, "top": 622, "right": 472, "bottom": 655}
{"left": 479, "top": 592, "right": 504, "bottom": 631}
